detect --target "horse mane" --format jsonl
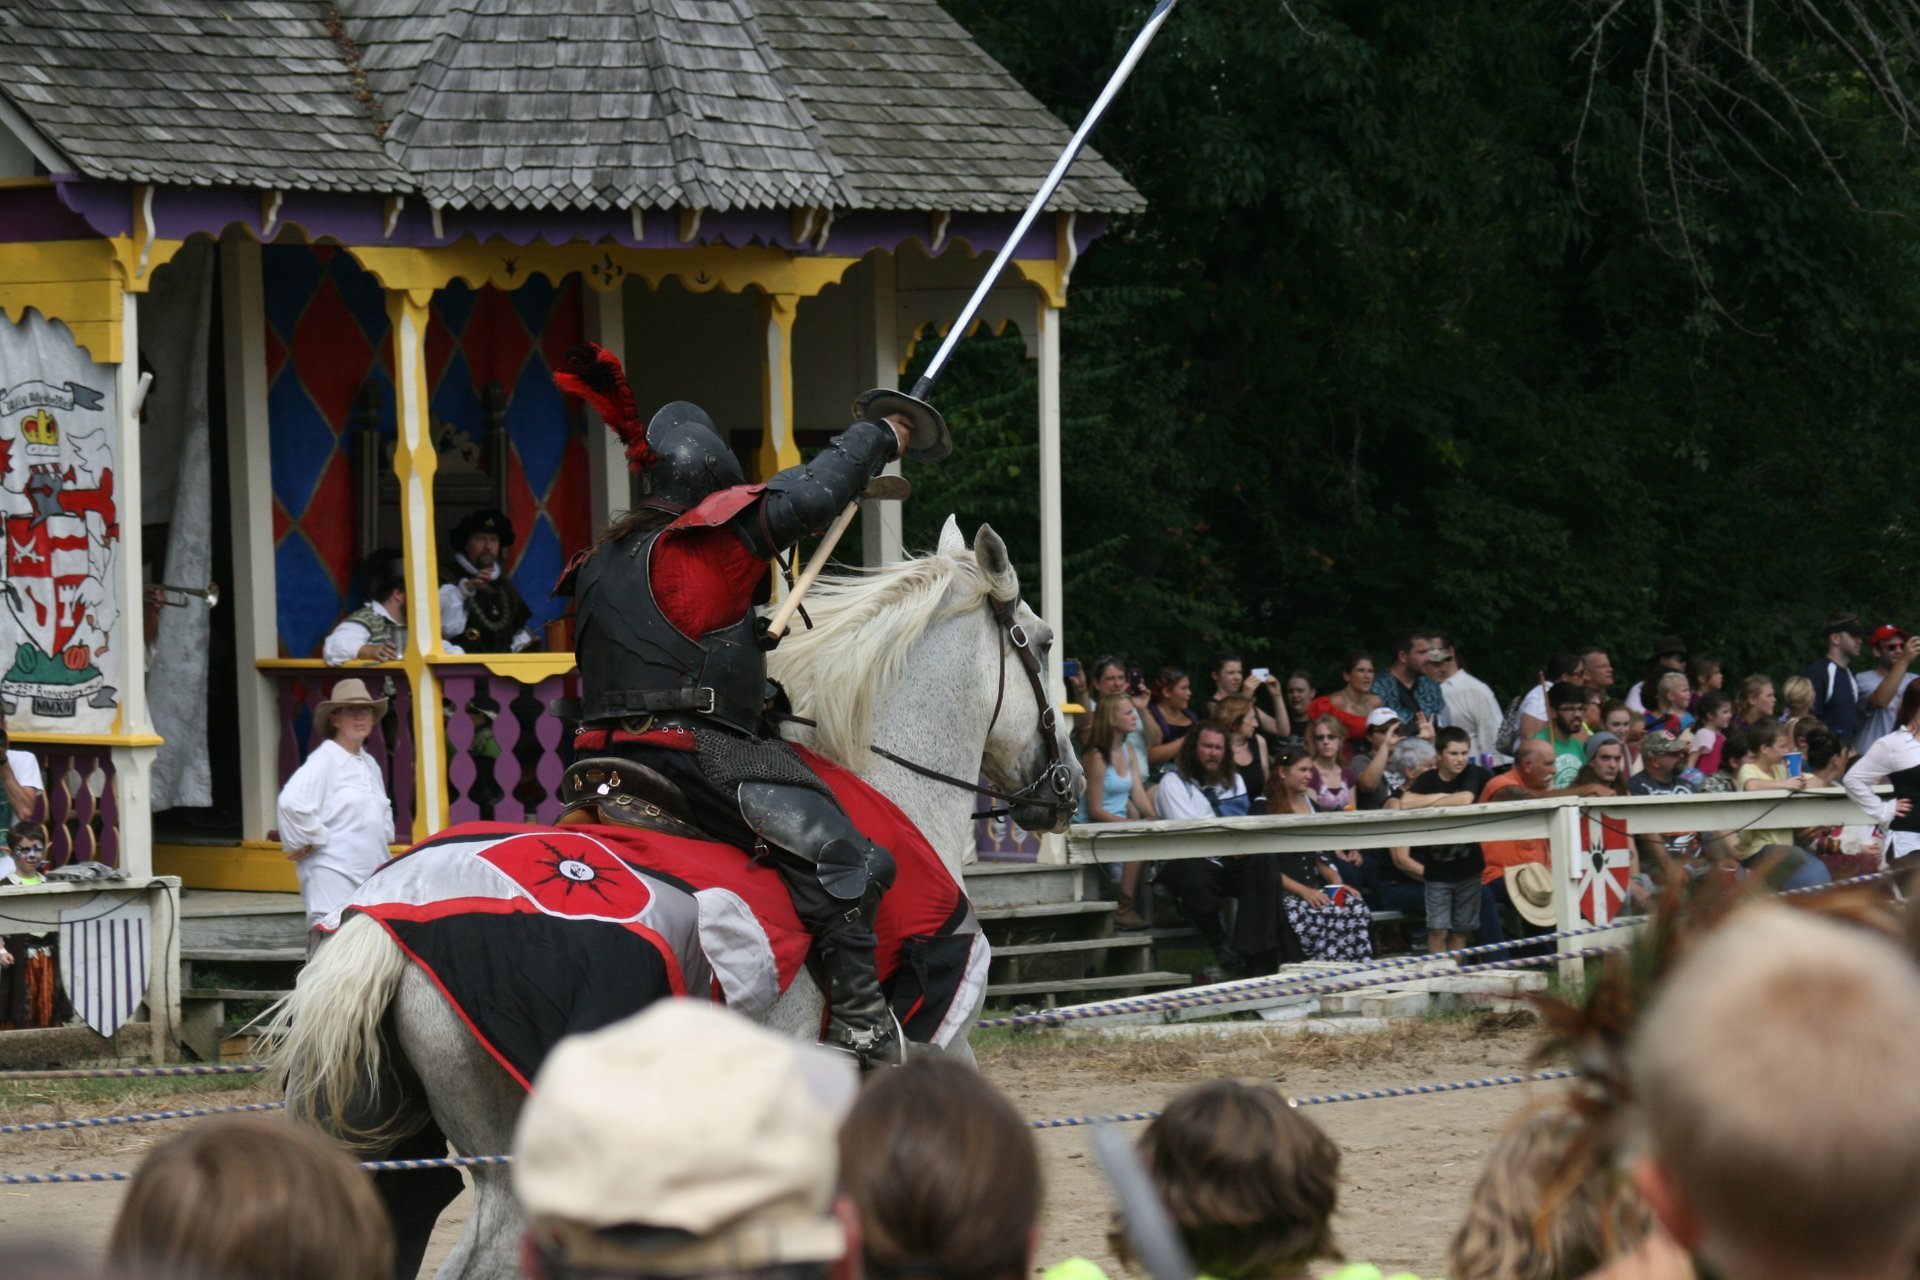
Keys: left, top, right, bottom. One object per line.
{"left": 770, "top": 542, "right": 1018, "bottom": 771}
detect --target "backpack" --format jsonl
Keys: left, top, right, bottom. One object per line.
{"left": 1493, "top": 691, "right": 1529, "bottom": 758}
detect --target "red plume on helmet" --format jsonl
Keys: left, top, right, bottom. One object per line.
{"left": 553, "top": 343, "right": 656, "bottom": 472}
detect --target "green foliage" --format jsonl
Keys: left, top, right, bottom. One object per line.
{"left": 933, "top": 0, "right": 1920, "bottom": 693}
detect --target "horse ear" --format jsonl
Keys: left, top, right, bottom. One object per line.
{"left": 973, "top": 524, "right": 1011, "bottom": 578}
{"left": 937, "top": 515, "right": 966, "bottom": 557}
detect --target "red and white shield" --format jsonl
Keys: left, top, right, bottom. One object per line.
{"left": 1575, "top": 812, "right": 1633, "bottom": 925}
{"left": 4, "top": 511, "right": 90, "bottom": 656}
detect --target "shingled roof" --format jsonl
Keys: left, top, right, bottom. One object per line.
{"left": 0, "top": 0, "right": 1144, "bottom": 216}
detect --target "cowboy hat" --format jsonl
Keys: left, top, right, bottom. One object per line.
{"left": 1503, "top": 861, "right": 1557, "bottom": 928}
{"left": 316, "top": 677, "right": 390, "bottom": 726}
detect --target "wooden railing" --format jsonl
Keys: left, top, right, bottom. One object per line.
{"left": 32, "top": 744, "right": 119, "bottom": 868}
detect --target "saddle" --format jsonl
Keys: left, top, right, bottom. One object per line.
{"left": 557, "top": 757, "right": 702, "bottom": 839}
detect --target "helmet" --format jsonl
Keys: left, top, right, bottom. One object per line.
{"left": 637, "top": 401, "right": 745, "bottom": 513}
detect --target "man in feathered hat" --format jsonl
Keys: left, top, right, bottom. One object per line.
{"left": 552, "top": 344, "right": 949, "bottom": 1068}
{"left": 441, "top": 507, "right": 534, "bottom": 653}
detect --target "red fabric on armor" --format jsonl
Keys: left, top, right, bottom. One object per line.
{"left": 650, "top": 483, "right": 769, "bottom": 638}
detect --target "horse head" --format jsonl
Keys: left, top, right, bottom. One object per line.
{"left": 939, "top": 517, "right": 1085, "bottom": 835}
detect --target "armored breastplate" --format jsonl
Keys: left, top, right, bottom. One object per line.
{"left": 572, "top": 522, "right": 766, "bottom": 734}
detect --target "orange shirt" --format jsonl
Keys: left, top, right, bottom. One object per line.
{"left": 1477, "top": 768, "right": 1548, "bottom": 884}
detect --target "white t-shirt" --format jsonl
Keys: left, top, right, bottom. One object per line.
{"left": 6, "top": 749, "right": 44, "bottom": 797}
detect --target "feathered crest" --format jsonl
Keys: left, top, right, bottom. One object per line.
{"left": 553, "top": 343, "right": 655, "bottom": 472}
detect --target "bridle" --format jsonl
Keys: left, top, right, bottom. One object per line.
{"left": 781, "top": 592, "right": 1077, "bottom": 821}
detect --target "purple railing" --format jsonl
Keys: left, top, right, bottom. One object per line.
{"left": 266, "top": 663, "right": 582, "bottom": 839}
{"left": 33, "top": 745, "right": 119, "bottom": 868}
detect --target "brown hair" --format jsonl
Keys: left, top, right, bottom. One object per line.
{"left": 1113, "top": 1079, "right": 1341, "bottom": 1279}
{"left": 1735, "top": 674, "right": 1774, "bottom": 723}
{"left": 1748, "top": 718, "right": 1786, "bottom": 751}
{"left": 1210, "top": 695, "right": 1256, "bottom": 738}
{"left": 1084, "top": 696, "right": 1138, "bottom": 766}
{"left": 1447, "top": 1109, "right": 1652, "bottom": 1280}
{"left": 1175, "top": 724, "right": 1229, "bottom": 784}
{"left": 839, "top": 1056, "right": 1039, "bottom": 1280}
{"left": 106, "top": 1116, "right": 392, "bottom": 1280}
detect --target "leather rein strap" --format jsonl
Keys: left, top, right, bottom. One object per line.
{"left": 779, "top": 593, "right": 1075, "bottom": 821}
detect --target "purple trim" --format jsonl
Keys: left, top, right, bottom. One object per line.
{"left": 0, "top": 186, "right": 101, "bottom": 242}
{"left": 37, "top": 179, "right": 1114, "bottom": 265}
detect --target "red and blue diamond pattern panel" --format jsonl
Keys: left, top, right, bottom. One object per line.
{"left": 264, "top": 245, "right": 590, "bottom": 656}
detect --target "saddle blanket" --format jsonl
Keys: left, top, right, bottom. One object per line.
{"left": 324, "top": 747, "right": 986, "bottom": 1088}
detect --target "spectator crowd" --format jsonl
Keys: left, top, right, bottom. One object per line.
{"left": 1065, "top": 615, "right": 1919, "bottom": 978}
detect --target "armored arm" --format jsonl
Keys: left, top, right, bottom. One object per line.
{"left": 739, "top": 420, "right": 899, "bottom": 557}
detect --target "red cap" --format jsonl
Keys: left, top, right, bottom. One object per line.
{"left": 1870, "top": 624, "right": 1908, "bottom": 646}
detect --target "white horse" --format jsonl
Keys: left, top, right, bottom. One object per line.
{"left": 261, "top": 518, "right": 1081, "bottom": 1280}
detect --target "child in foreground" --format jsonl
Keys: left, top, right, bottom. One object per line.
{"left": 1045, "top": 1077, "right": 1418, "bottom": 1280}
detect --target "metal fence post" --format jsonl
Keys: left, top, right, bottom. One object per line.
{"left": 1547, "top": 802, "right": 1585, "bottom": 990}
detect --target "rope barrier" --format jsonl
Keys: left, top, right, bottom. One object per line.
{"left": 1027, "top": 1068, "right": 1581, "bottom": 1129}
{"left": 984, "top": 866, "right": 1898, "bottom": 1030}
{"left": 0, "top": 1064, "right": 269, "bottom": 1082}
{"left": 0, "top": 1101, "right": 285, "bottom": 1136}
{"left": 0, "top": 1151, "right": 514, "bottom": 1186}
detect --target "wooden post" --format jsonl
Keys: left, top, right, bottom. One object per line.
{"left": 1035, "top": 292, "right": 1068, "bottom": 867}
{"left": 757, "top": 291, "right": 799, "bottom": 483}
{"left": 386, "top": 288, "right": 446, "bottom": 838}
{"left": 583, "top": 282, "right": 630, "bottom": 529}
{"left": 859, "top": 254, "right": 903, "bottom": 567}
{"left": 1547, "top": 801, "right": 1585, "bottom": 989}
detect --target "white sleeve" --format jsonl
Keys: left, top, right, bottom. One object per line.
{"left": 276, "top": 756, "right": 333, "bottom": 852}
{"left": 1155, "top": 774, "right": 1215, "bottom": 822}
{"left": 6, "top": 750, "right": 42, "bottom": 795}
{"left": 322, "top": 619, "right": 372, "bottom": 667}
{"left": 510, "top": 627, "right": 536, "bottom": 653}
{"left": 1520, "top": 685, "right": 1547, "bottom": 719}
{"left": 1625, "top": 681, "right": 1646, "bottom": 714}
{"left": 439, "top": 582, "right": 468, "bottom": 640}
{"left": 1844, "top": 737, "right": 1906, "bottom": 826}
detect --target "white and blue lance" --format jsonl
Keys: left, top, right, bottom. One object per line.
{"left": 764, "top": 0, "right": 1184, "bottom": 640}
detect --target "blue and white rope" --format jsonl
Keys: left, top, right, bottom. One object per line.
{"left": 0, "top": 1063, "right": 270, "bottom": 1082}
{"left": 1026, "top": 1068, "right": 1581, "bottom": 1129}
{"left": 2, "top": 1152, "right": 515, "bottom": 1186}
{"left": 0, "top": 1101, "right": 285, "bottom": 1136}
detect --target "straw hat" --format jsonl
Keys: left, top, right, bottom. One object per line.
{"left": 1503, "top": 861, "right": 1557, "bottom": 928}
{"left": 315, "top": 677, "right": 389, "bottom": 727}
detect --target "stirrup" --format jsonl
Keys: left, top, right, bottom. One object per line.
{"left": 827, "top": 1008, "right": 908, "bottom": 1070}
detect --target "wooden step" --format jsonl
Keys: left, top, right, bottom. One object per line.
{"left": 180, "top": 947, "right": 306, "bottom": 964}
{"left": 976, "top": 900, "right": 1116, "bottom": 923}
{"left": 987, "top": 969, "right": 1194, "bottom": 999}
{"left": 183, "top": 988, "right": 293, "bottom": 1002}
{"left": 990, "top": 934, "right": 1153, "bottom": 958}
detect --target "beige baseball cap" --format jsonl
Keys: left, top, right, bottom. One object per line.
{"left": 513, "top": 999, "right": 859, "bottom": 1275}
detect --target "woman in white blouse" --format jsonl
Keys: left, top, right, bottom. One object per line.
{"left": 276, "top": 679, "right": 396, "bottom": 939}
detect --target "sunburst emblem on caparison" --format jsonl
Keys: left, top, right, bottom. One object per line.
{"left": 531, "top": 839, "right": 620, "bottom": 906}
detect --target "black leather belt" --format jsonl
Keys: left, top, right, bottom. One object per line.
{"left": 593, "top": 687, "right": 718, "bottom": 716}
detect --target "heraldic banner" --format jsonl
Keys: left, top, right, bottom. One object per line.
{"left": 59, "top": 897, "right": 151, "bottom": 1037}
{"left": 0, "top": 309, "right": 122, "bottom": 731}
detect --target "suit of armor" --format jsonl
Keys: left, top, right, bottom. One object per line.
{"left": 553, "top": 349, "right": 911, "bottom": 1065}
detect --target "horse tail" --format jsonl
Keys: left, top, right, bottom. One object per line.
{"left": 254, "top": 913, "right": 419, "bottom": 1151}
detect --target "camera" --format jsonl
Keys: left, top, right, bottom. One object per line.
{"left": 1062, "top": 658, "right": 1082, "bottom": 682}
{"left": 1127, "top": 667, "right": 1145, "bottom": 695}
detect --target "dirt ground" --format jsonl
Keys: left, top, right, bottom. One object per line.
{"left": 0, "top": 1014, "right": 1554, "bottom": 1278}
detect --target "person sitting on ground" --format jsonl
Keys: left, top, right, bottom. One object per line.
{"left": 1046, "top": 1078, "right": 1417, "bottom": 1280}
{"left": 1448, "top": 1109, "right": 1657, "bottom": 1280}
{"left": 1844, "top": 679, "right": 1920, "bottom": 865}
{"left": 1391, "top": 727, "right": 1492, "bottom": 956}
{"left": 513, "top": 1001, "right": 859, "bottom": 1280}
{"left": 106, "top": 1115, "right": 393, "bottom": 1280}
{"left": 1735, "top": 673, "right": 1776, "bottom": 729}
{"left": 1729, "top": 719, "right": 1832, "bottom": 890}
{"left": 1079, "top": 695, "right": 1154, "bottom": 930}
{"left": 1142, "top": 666, "right": 1198, "bottom": 772}
{"left": 1306, "top": 651, "right": 1384, "bottom": 755}
{"left": 1536, "top": 681, "right": 1590, "bottom": 787}
{"left": 1213, "top": 695, "right": 1271, "bottom": 807}
{"left": 1626, "top": 905, "right": 1920, "bottom": 1280}
{"left": 322, "top": 549, "right": 407, "bottom": 666}
{"left": 840, "top": 1056, "right": 1040, "bottom": 1280}
{"left": 1259, "top": 751, "right": 1372, "bottom": 962}
{"left": 1155, "top": 725, "right": 1248, "bottom": 979}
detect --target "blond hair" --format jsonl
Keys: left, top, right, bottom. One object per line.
{"left": 1779, "top": 673, "right": 1815, "bottom": 717}
{"left": 107, "top": 1115, "right": 393, "bottom": 1280}
{"left": 1448, "top": 1109, "right": 1652, "bottom": 1280}
{"left": 1629, "top": 905, "right": 1920, "bottom": 1272}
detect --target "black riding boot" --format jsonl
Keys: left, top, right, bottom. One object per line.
{"left": 815, "top": 889, "right": 905, "bottom": 1069}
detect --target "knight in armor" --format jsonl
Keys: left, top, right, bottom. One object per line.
{"left": 440, "top": 507, "right": 534, "bottom": 653}
{"left": 550, "top": 344, "right": 949, "bottom": 1069}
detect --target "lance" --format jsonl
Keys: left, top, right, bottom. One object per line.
{"left": 763, "top": 0, "right": 1183, "bottom": 641}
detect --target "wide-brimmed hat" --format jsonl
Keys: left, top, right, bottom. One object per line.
{"left": 451, "top": 506, "right": 516, "bottom": 549}
{"left": 316, "top": 678, "right": 390, "bottom": 725}
{"left": 1504, "top": 861, "right": 1557, "bottom": 928}
{"left": 514, "top": 1001, "right": 856, "bottom": 1275}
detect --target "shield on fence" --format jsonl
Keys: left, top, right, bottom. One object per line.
{"left": 1574, "top": 813, "right": 1633, "bottom": 926}
{"left": 59, "top": 898, "right": 151, "bottom": 1037}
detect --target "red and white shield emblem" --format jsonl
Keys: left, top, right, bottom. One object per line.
{"left": 5, "top": 510, "right": 90, "bottom": 655}
{"left": 1575, "top": 812, "right": 1633, "bottom": 925}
